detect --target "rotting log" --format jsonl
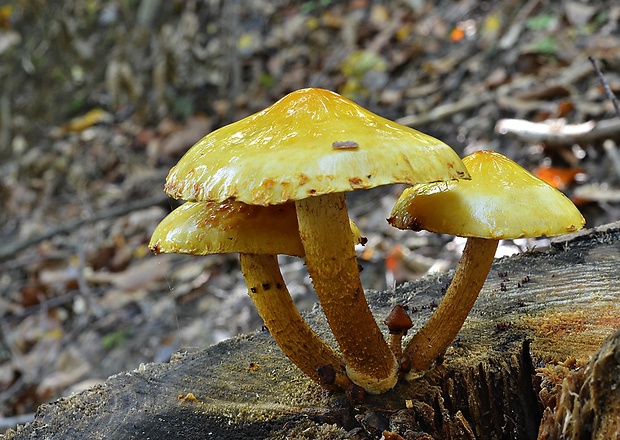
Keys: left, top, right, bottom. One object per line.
{"left": 3, "top": 221, "right": 620, "bottom": 440}
{"left": 538, "top": 328, "right": 620, "bottom": 439}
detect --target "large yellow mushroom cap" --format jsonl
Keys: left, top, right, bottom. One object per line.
{"left": 149, "top": 200, "right": 364, "bottom": 257}
{"left": 164, "top": 88, "right": 469, "bottom": 205}
{"left": 388, "top": 150, "right": 585, "bottom": 239}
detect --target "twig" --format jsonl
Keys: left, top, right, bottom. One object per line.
{"left": 589, "top": 56, "right": 620, "bottom": 119}
{"left": 0, "top": 94, "right": 11, "bottom": 158}
{"left": 589, "top": 58, "right": 620, "bottom": 178}
{"left": 75, "top": 243, "right": 105, "bottom": 319}
{"left": 603, "top": 140, "right": 620, "bottom": 179}
{"left": 498, "top": 0, "right": 542, "bottom": 49}
{"left": 3, "top": 292, "right": 80, "bottom": 323}
{"left": 495, "top": 118, "right": 620, "bottom": 145}
{"left": 396, "top": 91, "right": 495, "bottom": 127}
{"left": 0, "top": 194, "right": 169, "bottom": 263}
{"left": 136, "top": 0, "right": 163, "bottom": 28}
{"left": 367, "top": 10, "right": 405, "bottom": 54}
{"left": 573, "top": 183, "right": 620, "bottom": 203}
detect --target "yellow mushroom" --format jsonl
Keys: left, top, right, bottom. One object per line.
{"left": 150, "top": 200, "right": 363, "bottom": 391}
{"left": 162, "top": 88, "right": 469, "bottom": 393}
{"left": 388, "top": 150, "right": 585, "bottom": 379}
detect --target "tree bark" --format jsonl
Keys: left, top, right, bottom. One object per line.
{"left": 4, "top": 221, "right": 620, "bottom": 440}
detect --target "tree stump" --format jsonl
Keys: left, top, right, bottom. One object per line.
{"left": 4, "top": 221, "right": 620, "bottom": 440}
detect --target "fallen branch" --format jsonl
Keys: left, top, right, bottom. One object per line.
{"left": 572, "top": 183, "right": 620, "bottom": 203}
{"left": 494, "top": 118, "right": 620, "bottom": 145}
{"left": 396, "top": 91, "right": 495, "bottom": 127}
{"left": 0, "top": 194, "right": 170, "bottom": 263}
{"left": 5, "top": 220, "right": 620, "bottom": 439}
{"left": 603, "top": 140, "right": 620, "bottom": 179}
{"left": 589, "top": 56, "right": 620, "bottom": 119}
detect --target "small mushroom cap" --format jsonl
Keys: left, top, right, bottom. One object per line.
{"left": 149, "top": 200, "right": 364, "bottom": 257}
{"left": 164, "top": 88, "right": 469, "bottom": 205}
{"left": 388, "top": 150, "right": 585, "bottom": 239}
{"left": 384, "top": 304, "right": 413, "bottom": 334}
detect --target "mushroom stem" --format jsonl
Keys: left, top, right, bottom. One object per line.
{"left": 239, "top": 253, "right": 351, "bottom": 390}
{"left": 389, "top": 333, "right": 405, "bottom": 360}
{"left": 402, "top": 237, "right": 498, "bottom": 379}
{"left": 295, "top": 193, "right": 398, "bottom": 394}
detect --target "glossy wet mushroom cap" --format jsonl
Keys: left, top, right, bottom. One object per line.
{"left": 149, "top": 200, "right": 364, "bottom": 256}
{"left": 389, "top": 150, "right": 585, "bottom": 378}
{"left": 149, "top": 201, "right": 304, "bottom": 256}
{"left": 389, "top": 150, "right": 585, "bottom": 239}
{"left": 164, "top": 88, "right": 469, "bottom": 205}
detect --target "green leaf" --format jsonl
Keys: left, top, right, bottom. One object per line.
{"left": 526, "top": 14, "right": 555, "bottom": 30}
{"left": 102, "top": 330, "right": 129, "bottom": 350}
{"left": 532, "top": 36, "right": 557, "bottom": 55}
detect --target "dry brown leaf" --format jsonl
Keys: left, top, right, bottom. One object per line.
{"left": 88, "top": 254, "right": 171, "bottom": 291}
{"left": 36, "top": 362, "right": 91, "bottom": 401}
{"left": 161, "top": 115, "right": 213, "bottom": 157}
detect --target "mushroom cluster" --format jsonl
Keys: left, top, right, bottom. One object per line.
{"left": 150, "top": 87, "right": 469, "bottom": 394}
{"left": 388, "top": 150, "right": 585, "bottom": 379}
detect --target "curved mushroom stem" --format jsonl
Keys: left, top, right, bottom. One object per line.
{"left": 239, "top": 253, "right": 351, "bottom": 391}
{"left": 402, "top": 237, "right": 498, "bottom": 380}
{"left": 295, "top": 193, "right": 398, "bottom": 394}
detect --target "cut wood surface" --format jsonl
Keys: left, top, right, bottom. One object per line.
{"left": 4, "top": 221, "right": 620, "bottom": 440}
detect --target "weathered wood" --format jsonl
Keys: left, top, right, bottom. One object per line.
{"left": 4, "top": 221, "right": 620, "bottom": 440}
{"left": 538, "top": 328, "right": 620, "bottom": 439}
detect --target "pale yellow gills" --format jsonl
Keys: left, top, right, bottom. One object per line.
{"left": 389, "top": 150, "right": 585, "bottom": 380}
{"left": 164, "top": 88, "right": 469, "bottom": 205}
{"left": 148, "top": 200, "right": 364, "bottom": 257}
{"left": 389, "top": 150, "right": 585, "bottom": 239}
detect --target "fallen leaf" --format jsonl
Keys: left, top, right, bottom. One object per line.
{"left": 160, "top": 115, "right": 212, "bottom": 157}
{"left": 534, "top": 166, "right": 585, "bottom": 190}
{"left": 61, "top": 109, "right": 113, "bottom": 133}
{"left": 87, "top": 255, "right": 171, "bottom": 291}
{"left": 449, "top": 27, "right": 465, "bottom": 42}
{"left": 0, "top": 5, "right": 13, "bottom": 29}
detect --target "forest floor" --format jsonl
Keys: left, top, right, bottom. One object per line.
{"left": 1, "top": 0, "right": 620, "bottom": 432}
